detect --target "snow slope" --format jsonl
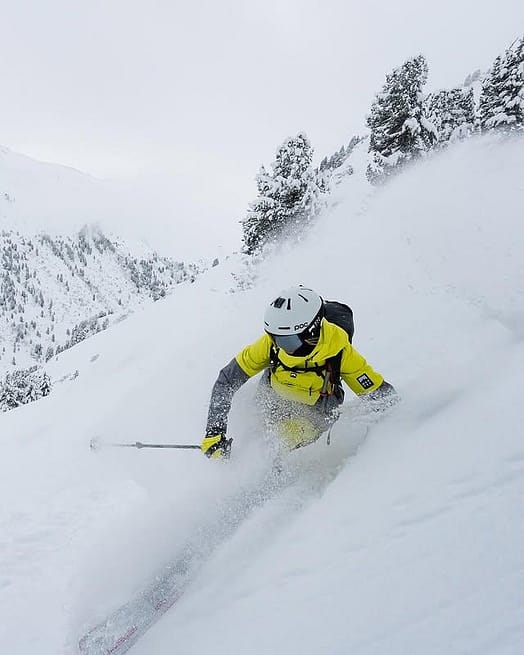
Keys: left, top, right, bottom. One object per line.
{"left": 1, "top": 134, "right": 524, "bottom": 654}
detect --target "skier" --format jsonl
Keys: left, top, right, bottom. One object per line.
{"left": 201, "top": 286, "right": 397, "bottom": 458}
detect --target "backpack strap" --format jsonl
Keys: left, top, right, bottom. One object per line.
{"left": 269, "top": 344, "right": 326, "bottom": 378}
{"left": 320, "top": 350, "right": 344, "bottom": 402}
{"left": 328, "top": 350, "right": 343, "bottom": 386}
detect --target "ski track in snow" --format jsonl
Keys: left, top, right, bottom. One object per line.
{"left": 77, "top": 413, "right": 370, "bottom": 655}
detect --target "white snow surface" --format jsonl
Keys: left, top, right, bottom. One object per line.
{"left": 1, "top": 134, "right": 524, "bottom": 654}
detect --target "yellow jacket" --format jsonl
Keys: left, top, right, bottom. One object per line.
{"left": 236, "top": 319, "right": 384, "bottom": 405}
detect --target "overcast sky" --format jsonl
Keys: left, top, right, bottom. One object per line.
{"left": 1, "top": 0, "right": 522, "bottom": 252}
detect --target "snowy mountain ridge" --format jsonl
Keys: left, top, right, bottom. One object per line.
{"left": 0, "top": 145, "right": 215, "bottom": 379}
{"left": 0, "top": 225, "right": 203, "bottom": 375}
{"left": 0, "top": 145, "right": 114, "bottom": 235}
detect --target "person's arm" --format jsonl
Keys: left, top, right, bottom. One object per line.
{"left": 205, "top": 358, "right": 250, "bottom": 436}
{"left": 204, "top": 333, "right": 272, "bottom": 438}
{"left": 361, "top": 379, "right": 398, "bottom": 411}
{"left": 339, "top": 344, "right": 398, "bottom": 408}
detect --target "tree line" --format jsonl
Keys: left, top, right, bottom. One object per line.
{"left": 242, "top": 35, "right": 523, "bottom": 255}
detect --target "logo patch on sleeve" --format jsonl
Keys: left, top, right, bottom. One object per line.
{"left": 357, "top": 374, "right": 374, "bottom": 390}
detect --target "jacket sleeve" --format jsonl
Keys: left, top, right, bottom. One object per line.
{"left": 205, "top": 358, "right": 250, "bottom": 435}
{"left": 339, "top": 343, "right": 398, "bottom": 408}
{"left": 339, "top": 343, "right": 384, "bottom": 395}
{"left": 235, "top": 333, "right": 272, "bottom": 376}
{"left": 205, "top": 335, "right": 271, "bottom": 435}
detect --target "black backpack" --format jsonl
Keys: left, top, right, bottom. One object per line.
{"left": 269, "top": 300, "right": 354, "bottom": 401}
{"left": 323, "top": 301, "right": 354, "bottom": 344}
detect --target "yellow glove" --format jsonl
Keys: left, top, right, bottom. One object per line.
{"left": 201, "top": 434, "right": 232, "bottom": 459}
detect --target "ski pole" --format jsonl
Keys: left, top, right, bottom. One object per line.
{"left": 90, "top": 438, "right": 200, "bottom": 451}
{"left": 121, "top": 442, "right": 201, "bottom": 450}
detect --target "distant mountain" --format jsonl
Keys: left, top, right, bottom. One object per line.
{"left": 0, "top": 225, "right": 202, "bottom": 375}
{"left": 0, "top": 145, "right": 118, "bottom": 236}
{"left": 0, "top": 145, "right": 209, "bottom": 378}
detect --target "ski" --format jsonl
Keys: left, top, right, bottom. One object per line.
{"left": 78, "top": 555, "right": 191, "bottom": 655}
{"left": 78, "top": 465, "right": 289, "bottom": 655}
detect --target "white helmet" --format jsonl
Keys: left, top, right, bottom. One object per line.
{"left": 264, "top": 286, "right": 324, "bottom": 354}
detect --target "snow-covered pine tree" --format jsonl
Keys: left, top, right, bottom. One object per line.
{"left": 479, "top": 36, "right": 524, "bottom": 132}
{"left": 0, "top": 367, "right": 51, "bottom": 412}
{"left": 38, "top": 371, "right": 51, "bottom": 398}
{"left": 242, "top": 133, "right": 321, "bottom": 255}
{"left": 315, "top": 137, "right": 361, "bottom": 193}
{"left": 241, "top": 165, "right": 276, "bottom": 255}
{"left": 457, "top": 87, "right": 477, "bottom": 137}
{"left": 366, "top": 55, "right": 436, "bottom": 183}
{"left": 315, "top": 165, "right": 331, "bottom": 195}
{"left": 317, "top": 147, "right": 342, "bottom": 193}
{"left": 0, "top": 374, "right": 18, "bottom": 411}
{"left": 425, "top": 87, "right": 476, "bottom": 145}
